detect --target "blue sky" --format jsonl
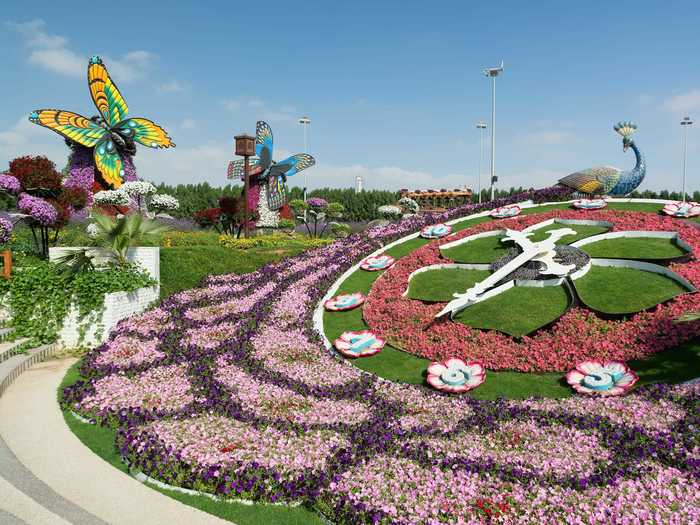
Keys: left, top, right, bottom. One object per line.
{"left": 1, "top": 0, "right": 699, "bottom": 192}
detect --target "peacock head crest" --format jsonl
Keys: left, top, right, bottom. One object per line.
{"left": 614, "top": 121, "right": 637, "bottom": 151}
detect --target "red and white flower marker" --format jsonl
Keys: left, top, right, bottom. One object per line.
{"left": 360, "top": 254, "right": 395, "bottom": 271}
{"left": 426, "top": 358, "right": 486, "bottom": 394}
{"left": 572, "top": 199, "right": 607, "bottom": 210}
{"left": 334, "top": 330, "right": 384, "bottom": 358}
{"left": 662, "top": 201, "right": 700, "bottom": 218}
{"left": 566, "top": 360, "right": 638, "bottom": 396}
{"left": 420, "top": 223, "right": 452, "bottom": 239}
{"left": 490, "top": 205, "right": 521, "bottom": 219}
{"left": 324, "top": 293, "right": 365, "bottom": 311}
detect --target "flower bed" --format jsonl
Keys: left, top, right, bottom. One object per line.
{"left": 363, "top": 210, "right": 700, "bottom": 371}
{"left": 62, "top": 191, "right": 700, "bottom": 524}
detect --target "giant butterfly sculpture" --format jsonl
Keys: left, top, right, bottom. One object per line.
{"left": 228, "top": 121, "right": 315, "bottom": 212}
{"left": 28, "top": 55, "right": 175, "bottom": 189}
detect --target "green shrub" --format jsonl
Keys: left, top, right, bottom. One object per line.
{"left": 0, "top": 260, "right": 154, "bottom": 344}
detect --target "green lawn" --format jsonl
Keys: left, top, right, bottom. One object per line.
{"left": 574, "top": 266, "right": 688, "bottom": 314}
{"left": 580, "top": 237, "right": 688, "bottom": 260}
{"left": 527, "top": 224, "right": 611, "bottom": 244}
{"left": 160, "top": 245, "right": 307, "bottom": 299}
{"left": 454, "top": 285, "right": 571, "bottom": 337}
{"left": 407, "top": 268, "right": 490, "bottom": 302}
{"left": 441, "top": 235, "right": 509, "bottom": 263}
{"left": 58, "top": 363, "right": 324, "bottom": 525}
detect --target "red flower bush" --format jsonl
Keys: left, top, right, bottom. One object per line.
{"left": 7, "top": 155, "right": 62, "bottom": 195}
{"left": 363, "top": 210, "right": 700, "bottom": 372}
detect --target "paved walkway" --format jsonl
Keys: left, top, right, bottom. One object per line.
{"left": 0, "top": 358, "right": 231, "bottom": 525}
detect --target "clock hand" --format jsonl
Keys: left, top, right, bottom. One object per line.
{"left": 436, "top": 246, "right": 539, "bottom": 318}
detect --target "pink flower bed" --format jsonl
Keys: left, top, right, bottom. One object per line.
{"left": 75, "top": 364, "right": 195, "bottom": 416}
{"left": 185, "top": 321, "right": 241, "bottom": 349}
{"left": 145, "top": 414, "right": 348, "bottom": 475}
{"left": 363, "top": 210, "right": 700, "bottom": 372}
{"left": 215, "top": 358, "right": 370, "bottom": 426}
{"left": 95, "top": 336, "right": 164, "bottom": 368}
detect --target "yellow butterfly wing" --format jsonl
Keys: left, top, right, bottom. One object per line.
{"left": 115, "top": 118, "right": 175, "bottom": 149}
{"left": 28, "top": 109, "right": 107, "bottom": 148}
{"left": 88, "top": 56, "right": 129, "bottom": 127}
{"left": 93, "top": 139, "right": 124, "bottom": 189}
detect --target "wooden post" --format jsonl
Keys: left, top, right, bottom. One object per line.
{"left": 243, "top": 155, "right": 250, "bottom": 238}
{"left": 1, "top": 250, "right": 11, "bottom": 279}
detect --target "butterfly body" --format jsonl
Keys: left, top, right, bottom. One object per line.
{"left": 29, "top": 56, "right": 174, "bottom": 189}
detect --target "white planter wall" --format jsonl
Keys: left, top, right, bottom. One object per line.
{"left": 48, "top": 247, "right": 160, "bottom": 349}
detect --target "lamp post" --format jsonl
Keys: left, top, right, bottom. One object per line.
{"left": 234, "top": 133, "right": 256, "bottom": 238}
{"left": 483, "top": 61, "right": 504, "bottom": 201}
{"left": 299, "top": 116, "right": 311, "bottom": 200}
{"left": 476, "top": 122, "right": 487, "bottom": 203}
{"left": 681, "top": 116, "right": 693, "bottom": 202}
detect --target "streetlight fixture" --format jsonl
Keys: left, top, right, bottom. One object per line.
{"left": 483, "top": 61, "right": 504, "bottom": 201}
{"left": 681, "top": 116, "right": 693, "bottom": 202}
{"left": 476, "top": 122, "right": 487, "bottom": 203}
{"left": 234, "top": 133, "right": 256, "bottom": 238}
{"left": 299, "top": 116, "right": 311, "bottom": 200}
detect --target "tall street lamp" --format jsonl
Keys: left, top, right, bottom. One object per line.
{"left": 234, "top": 133, "right": 256, "bottom": 238}
{"left": 476, "top": 122, "right": 487, "bottom": 203}
{"left": 681, "top": 116, "right": 693, "bottom": 202}
{"left": 299, "top": 116, "right": 311, "bottom": 200}
{"left": 483, "top": 61, "right": 504, "bottom": 201}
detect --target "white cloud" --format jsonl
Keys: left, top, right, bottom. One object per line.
{"left": 0, "top": 116, "right": 69, "bottom": 169}
{"left": 222, "top": 98, "right": 296, "bottom": 123}
{"left": 180, "top": 118, "right": 197, "bottom": 130}
{"left": 158, "top": 80, "right": 186, "bottom": 93}
{"left": 7, "top": 18, "right": 156, "bottom": 81}
{"left": 662, "top": 90, "right": 700, "bottom": 113}
{"left": 517, "top": 130, "right": 575, "bottom": 146}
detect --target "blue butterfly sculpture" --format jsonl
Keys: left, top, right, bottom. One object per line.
{"left": 227, "top": 121, "right": 315, "bottom": 210}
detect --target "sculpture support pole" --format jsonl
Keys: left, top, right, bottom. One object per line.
{"left": 244, "top": 155, "right": 250, "bottom": 238}
{"left": 490, "top": 75, "right": 496, "bottom": 202}
{"left": 682, "top": 122, "right": 688, "bottom": 203}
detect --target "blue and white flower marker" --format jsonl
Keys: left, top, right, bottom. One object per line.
{"left": 334, "top": 330, "right": 385, "bottom": 358}
{"left": 572, "top": 199, "right": 607, "bottom": 210}
{"left": 426, "top": 358, "right": 486, "bottom": 394}
{"left": 324, "top": 293, "right": 366, "bottom": 311}
{"left": 360, "top": 254, "right": 395, "bottom": 271}
{"left": 490, "top": 205, "right": 522, "bottom": 219}
{"left": 420, "top": 223, "right": 452, "bottom": 239}
{"left": 566, "top": 360, "right": 638, "bottom": 396}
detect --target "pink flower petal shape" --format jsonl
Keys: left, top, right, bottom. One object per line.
{"left": 324, "top": 293, "right": 366, "bottom": 311}
{"left": 334, "top": 330, "right": 385, "bottom": 358}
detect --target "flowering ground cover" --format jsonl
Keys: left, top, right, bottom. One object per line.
{"left": 62, "top": 194, "right": 700, "bottom": 524}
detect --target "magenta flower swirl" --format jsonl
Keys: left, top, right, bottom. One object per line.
{"left": 360, "top": 254, "right": 395, "bottom": 271}
{"left": 334, "top": 330, "right": 385, "bottom": 358}
{"left": 566, "top": 360, "right": 639, "bottom": 396}
{"left": 490, "top": 205, "right": 522, "bottom": 218}
{"left": 324, "top": 293, "right": 365, "bottom": 311}
{"left": 420, "top": 223, "right": 452, "bottom": 239}
{"left": 426, "top": 358, "right": 485, "bottom": 393}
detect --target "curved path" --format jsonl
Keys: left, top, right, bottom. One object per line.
{"left": 0, "top": 358, "right": 232, "bottom": 525}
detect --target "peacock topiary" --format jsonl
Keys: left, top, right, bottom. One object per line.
{"left": 558, "top": 121, "right": 646, "bottom": 196}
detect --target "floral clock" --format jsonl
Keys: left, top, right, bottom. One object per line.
{"left": 360, "top": 254, "right": 395, "bottom": 271}
{"left": 566, "top": 360, "right": 638, "bottom": 396}
{"left": 426, "top": 358, "right": 485, "bottom": 393}
{"left": 363, "top": 210, "right": 700, "bottom": 373}
{"left": 334, "top": 330, "right": 385, "bottom": 358}
{"left": 420, "top": 223, "right": 452, "bottom": 239}
{"left": 324, "top": 293, "right": 365, "bottom": 311}
{"left": 490, "top": 205, "right": 521, "bottom": 218}
{"left": 663, "top": 201, "right": 700, "bottom": 218}
{"left": 572, "top": 198, "right": 607, "bottom": 210}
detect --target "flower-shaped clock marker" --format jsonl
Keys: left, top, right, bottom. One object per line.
{"left": 572, "top": 199, "right": 607, "bottom": 210}
{"left": 426, "top": 358, "right": 485, "bottom": 393}
{"left": 324, "top": 293, "right": 365, "bottom": 311}
{"left": 490, "top": 205, "right": 521, "bottom": 219}
{"left": 566, "top": 360, "right": 638, "bottom": 396}
{"left": 663, "top": 201, "right": 700, "bottom": 218}
{"left": 421, "top": 223, "right": 452, "bottom": 239}
{"left": 334, "top": 330, "right": 384, "bottom": 358}
{"left": 360, "top": 254, "right": 395, "bottom": 271}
